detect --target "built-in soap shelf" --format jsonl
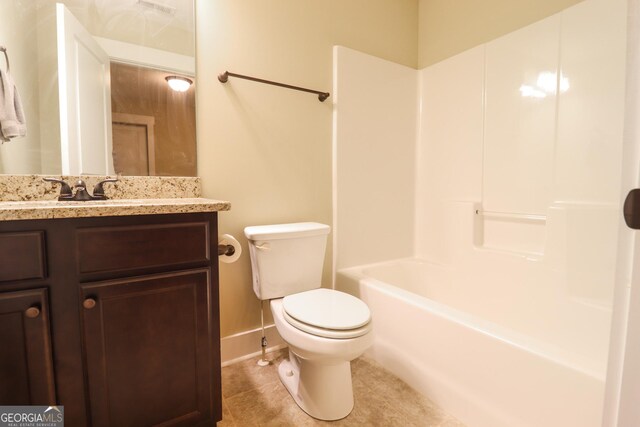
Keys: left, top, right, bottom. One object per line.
{"left": 475, "top": 209, "right": 547, "bottom": 223}
{"left": 473, "top": 205, "right": 547, "bottom": 259}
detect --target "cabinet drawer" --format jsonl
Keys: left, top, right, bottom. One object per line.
{"left": 0, "top": 231, "right": 46, "bottom": 282}
{"left": 76, "top": 222, "right": 210, "bottom": 276}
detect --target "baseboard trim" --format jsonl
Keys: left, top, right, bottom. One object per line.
{"left": 221, "top": 324, "right": 286, "bottom": 366}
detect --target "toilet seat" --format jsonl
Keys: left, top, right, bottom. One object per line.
{"left": 282, "top": 288, "right": 371, "bottom": 339}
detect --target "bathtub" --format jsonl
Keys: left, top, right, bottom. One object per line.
{"left": 336, "top": 258, "right": 610, "bottom": 427}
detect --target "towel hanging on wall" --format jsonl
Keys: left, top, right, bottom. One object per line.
{"left": 0, "top": 45, "right": 26, "bottom": 143}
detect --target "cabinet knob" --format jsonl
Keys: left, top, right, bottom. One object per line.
{"left": 83, "top": 298, "right": 97, "bottom": 309}
{"left": 25, "top": 306, "right": 40, "bottom": 318}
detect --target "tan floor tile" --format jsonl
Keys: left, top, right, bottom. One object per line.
{"left": 221, "top": 350, "right": 466, "bottom": 427}
{"left": 216, "top": 399, "right": 236, "bottom": 427}
{"left": 225, "top": 379, "right": 302, "bottom": 426}
{"left": 325, "top": 377, "right": 405, "bottom": 426}
{"left": 259, "top": 405, "right": 324, "bottom": 427}
{"left": 352, "top": 357, "right": 401, "bottom": 388}
{"left": 222, "top": 349, "right": 288, "bottom": 399}
{"left": 355, "top": 357, "right": 448, "bottom": 426}
{"left": 437, "top": 415, "right": 467, "bottom": 427}
{"left": 375, "top": 375, "right": 447, "bottom": 426}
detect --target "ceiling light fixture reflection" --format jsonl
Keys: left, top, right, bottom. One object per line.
{"left": 559, "top": 74, "right": 570, "bottom": 93}
{"left": 165, "top": 76, "right": 193, "bottom": 92}
{"left": 520, "top": 72, "right": 571, "bottom": 99}
{"left": 536, "top": 72, "right": 557, "bottom": 94}
{"left": 519, "top": 85, "right": 547, "bottom": 99}
{"left": 536, "top": 72, "right": 571, "bottom": 94}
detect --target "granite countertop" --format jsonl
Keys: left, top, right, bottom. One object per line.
{"left": 0, "top": 198, "right": 231, "bottom": 221}
{"left": 0, "top": 175, "right": 231, "bottom": 221}
{"left": 0, "top": 175, "right": 202, "bottom": 202}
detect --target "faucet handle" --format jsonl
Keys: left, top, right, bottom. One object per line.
{"left": 43, "top": 178, "right": 73, "bottom": 200}
{"left": 92, "top": 178, "right": 118, "bottom": 200}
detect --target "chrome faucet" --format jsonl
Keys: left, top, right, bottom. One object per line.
{"left": 44, "top": 177, "right": 118, "bottom": 201}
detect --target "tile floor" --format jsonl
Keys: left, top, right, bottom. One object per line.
{"left": 219, "top": 349, "right": 465, "bottom": 426}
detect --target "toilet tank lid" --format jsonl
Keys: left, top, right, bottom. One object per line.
{"left": 244, "top": 222, "right": 330, "bottom": 240}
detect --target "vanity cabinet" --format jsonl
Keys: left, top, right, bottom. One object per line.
{"left": 0, "top": 288, "right": 56, "bottom": 405}
{"left": 81, "top": 271, "right": 212, "bottom": 427}
{"left": 0, "top": 213, "right": 222, "bottom": 427}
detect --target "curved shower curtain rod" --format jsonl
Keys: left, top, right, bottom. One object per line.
{"left": 218, "top": 71, "right": 330, "bottom": 102}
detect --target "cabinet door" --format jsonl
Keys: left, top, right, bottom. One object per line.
{"left": 80, "top": 269, "right": 213, "bottom": 427}
{"left": 0, "top": 288, "right": 55, "bottom": 405}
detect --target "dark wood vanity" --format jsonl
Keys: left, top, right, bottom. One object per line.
{"left": 0, "top": 212, "right": 222, "bottom": 426}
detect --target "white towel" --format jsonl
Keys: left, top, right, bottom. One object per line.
{"left": 0, "top": 63, "right": 27, "bottom": 142}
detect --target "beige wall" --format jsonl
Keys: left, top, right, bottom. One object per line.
{"left": 195, "top": 0, "right": 418, "bottom": 338}
{"left": 418, "top": 0, "right": 584, "bottom": 67}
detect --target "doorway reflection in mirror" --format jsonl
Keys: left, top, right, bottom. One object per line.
{"left": 111, "top": 63, "right": 196, "bottom": 177}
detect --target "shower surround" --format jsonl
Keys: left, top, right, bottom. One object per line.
{"left": 333, "top": 0, "right": 626, "bottom": 425}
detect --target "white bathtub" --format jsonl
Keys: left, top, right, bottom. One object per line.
{"left": 336, "top": 258, "right": 609, "bottom": 427}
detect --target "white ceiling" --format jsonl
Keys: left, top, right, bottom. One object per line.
{"left": 65, "top": 0, "right": 194, "bottom": 34}
{"left": 56, "top": 0, "right": 195, "bottom": 56}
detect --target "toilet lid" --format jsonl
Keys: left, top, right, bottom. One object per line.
{"left": 282, "top": 288, "right": 371, "bottom": 338}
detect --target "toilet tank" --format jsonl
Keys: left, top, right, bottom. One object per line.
{"left": 244, "top": 222, "right": 330, "bottom": 300}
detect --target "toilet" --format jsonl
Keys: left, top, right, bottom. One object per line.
{"left": 244, "top": 222, "right": 373, "bottom": 421}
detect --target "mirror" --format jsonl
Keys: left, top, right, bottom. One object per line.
{"left": 0, "top": 0, "right": 196, "bottom": 176}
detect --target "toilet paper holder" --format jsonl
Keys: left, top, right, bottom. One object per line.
{"left": 217, "top": 244, "right": 235, "bottom": 257}
{"left": 217, "top": 234, "right": 242, "bottom": 263}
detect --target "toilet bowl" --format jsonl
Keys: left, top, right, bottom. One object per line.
{"left": 244, "top": 222, "right": 373, "bottom": 420}
{"left": 270, "top": 291, "right": 373, "bottom": 420}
